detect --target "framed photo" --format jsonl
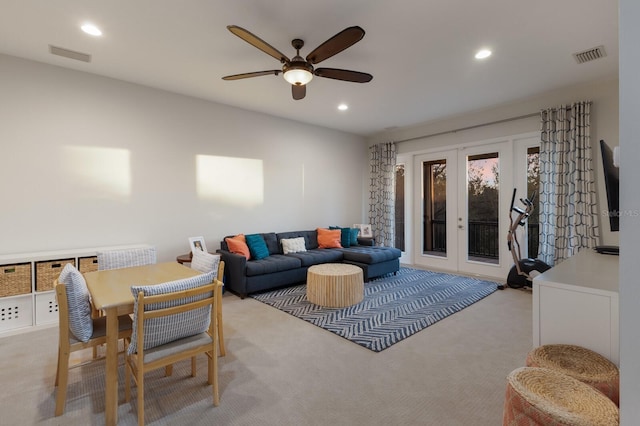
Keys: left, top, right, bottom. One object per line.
{"left": 188, "top": 236, "right": 207, "bottom": 254}
{"left": 353, "top": 224, "right": 373, "bottom": 238}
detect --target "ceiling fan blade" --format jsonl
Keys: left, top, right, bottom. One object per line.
{"left": 306, "top": 26, "right": 365, "bottom": 65}
{"left": 222, "top": 70, "right": 281, "bottom": 80}
{"left": 314, "top": 68, "right": 373, "bottom": 83}
{"left": 292, "top": 84, "right": 306, "bottom": 100}
{"left": 227, "top": 25, "right": 290, "bottom": 63}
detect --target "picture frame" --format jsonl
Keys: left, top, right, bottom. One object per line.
{"left": 188, "top": 236, "right": 207, "bottom": 254}
{"left": 353, "top": 224, "right": 373, "bottom": 238}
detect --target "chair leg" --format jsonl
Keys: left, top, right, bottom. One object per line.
{"left": 137, "top": 371, "right": 144, "bottom": 426}
{"left": 54, "top": 346, "right": 61, "bottom": 386}
{"left": 124, "top": 358, "right": 131, "bottom": 403}
{"left": 165, "top": 364, "right": 173, "bottom": 376}
{"left": 55, "top": 347, "right": 70, "bottom": 416}
{"left": 208, "top": 351, "right": 219, "bottom": 406}
{"left": 217, "top": 297, "right": 226, "bottom": 357}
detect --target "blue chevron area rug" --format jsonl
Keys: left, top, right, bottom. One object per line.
{"left": 251, "top": 267, "right": 499, "bottom": 352}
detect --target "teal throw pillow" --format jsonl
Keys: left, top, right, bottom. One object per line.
{"left": 349, "top": 228, "right": 360, "bottom": 245}
{"left": 245, "top": 234, "right": 270, "bottom": 260}
{"left": 340, "top": 227, "right": 351, "bottom": 247}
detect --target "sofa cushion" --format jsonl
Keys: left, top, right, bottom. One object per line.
{"left": 281, "top": 237, "right": 307, "bottom": 254}
{"left": 286, "top": 248, "right": 344, "bottom": 266}
{"left": 277, "top": 230, "right": 318, "bottom": 251}
{"left": 341, "top": 246, "right": 402, "bottom": 264}
{"left": 317, "top": 228, "right": 342, "bottom": 249}
{"left": 244, "top": 254, "right": 302, "bottom": 277}
{"left": 262, "top": 232, "right": 279, "bottom": 255}
{"left": 226, "top": 234, "right": 250, "bottom": 259}
{"left": 246, "top": 234, "right": 270, "bottom": 260}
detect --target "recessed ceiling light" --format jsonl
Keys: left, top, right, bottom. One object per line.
{"left": 338, "top": 104, "right": 348, "bottom": 111}
{"left": 475, "top": 49, "right": 492, "bottom": 59}
{"left": 81, "top": 23, "right": 102, "bottom": 36}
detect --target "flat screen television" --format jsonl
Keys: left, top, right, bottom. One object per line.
{"left": 599, "top": 140, "right": 619, "bottom": 232}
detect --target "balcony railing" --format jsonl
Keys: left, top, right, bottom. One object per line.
{"left": 426, "top": 220, "right": 539, "bottom": 259}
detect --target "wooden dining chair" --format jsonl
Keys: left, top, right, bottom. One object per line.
{"left": 96, "top": 247, "right": 157, "bottom": 271}
{"left": 54, "top": 271, "right": 133, "bottom": 416}
{"left": 124, "top": 272, "right": 220, "bottom": 426}
{"left": 190, "top": 250, "right": 226, "bottom": 356}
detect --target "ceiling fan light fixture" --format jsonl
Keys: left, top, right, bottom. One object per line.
{"left": 283, "top": 68, "right": 313, "bottom": 85}
{"left": 283, "top": 60, "right": 314, "bottom": 85}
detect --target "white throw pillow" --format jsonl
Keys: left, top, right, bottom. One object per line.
{"left": 281, "top": 237, "right": 307, "bottom": 254}
{"left": 58, "top": 263, "right": 93, "bottom": 342}
{"left": 191, "top": 250, "right": 220, "bottom": 275}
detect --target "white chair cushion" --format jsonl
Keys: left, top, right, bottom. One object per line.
{"left": 191, "top": 250, "right": 220, "bottom": 275}
{"left": 58, "top": 263, "right": 93, "bottom": 342}
{"left": 97, "top": 247, "right": 157, "bottom": 271}
{"left": 128, "top": 270, "right": 215, "bottom": 354}
{"left": 281, "top": 237, "right": 307, "bottom": 254}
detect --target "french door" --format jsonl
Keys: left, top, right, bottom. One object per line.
{"left": 413, "top": 142, "right": 512, "bottom": 278}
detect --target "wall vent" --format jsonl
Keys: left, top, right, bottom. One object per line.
{"left": 572, "top": 45, "right": 606, "bottom": 64}
{"left": 49, "top": 45, "right": 91, "bottom": 63}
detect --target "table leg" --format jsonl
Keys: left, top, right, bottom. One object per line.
{"left": 104, "top": 307, "right": 119, "bottom": 426}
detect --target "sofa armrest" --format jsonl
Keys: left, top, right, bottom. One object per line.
{"left": 216, "top": 249, "right": 249, "bottom": 298}
{"left": 357, "top": 237, "right": 375, "bottom": 246}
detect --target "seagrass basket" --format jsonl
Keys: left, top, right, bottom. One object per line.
{"left": 503, "top": 367, "right": 619, "bottom": 426}
{"left": 526, "top": 344, "right": 619, "bottom": 405}
{"left": 78, "top": 256, "right": 99, "bottom": 274}
{"left": 35, "top": 258, "right": 75, "bottom": 292}
{"left": 0, "top": 263, "right": 32, "bottom": 297}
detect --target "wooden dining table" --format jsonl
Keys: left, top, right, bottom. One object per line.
{"left": 84, "top": 262, "right": 202, "bottom": 426}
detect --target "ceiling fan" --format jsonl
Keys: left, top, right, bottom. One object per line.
{"left": 222, "top": 25, "right": 373, "bottom": 100}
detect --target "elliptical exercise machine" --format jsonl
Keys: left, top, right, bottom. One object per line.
{"left": 500, "top": 188, "right": 551, "bottom": 290}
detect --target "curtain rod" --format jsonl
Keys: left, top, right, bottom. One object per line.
{"left": 394, "top": 112, "right": 540, "bottom": 144}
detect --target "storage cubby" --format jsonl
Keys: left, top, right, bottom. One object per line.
{"left": 0, "top": 244, "right": 152, "bottom": 335}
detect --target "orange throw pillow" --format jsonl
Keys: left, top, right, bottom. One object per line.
{"left": 317, "top": 228, "right": 342, "bottom": 249}
{"left": 225, "top": 234, "right": 250, "bottom": 259}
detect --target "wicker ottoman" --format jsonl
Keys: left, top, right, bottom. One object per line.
{"left": 526, "top": 344, "right": 619, "bottom": 406}
{"left": 503, "top": 367, "right": 619, "bottom": 426}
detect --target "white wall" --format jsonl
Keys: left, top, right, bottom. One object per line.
{"left": 0, "top": 54, "right": 367, "bottom": 260}
{"left": 368, "top": 77, "right": 619, "bottom": 246}
{"left": 619, "top": 0, "right": 640, "bottom": 422}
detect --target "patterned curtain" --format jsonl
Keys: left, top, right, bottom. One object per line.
{"left": 538, "top": 101, "right": 599, "bottom": 266}
{"left": 368, "top": 142, "right": 396, "bottom": 246}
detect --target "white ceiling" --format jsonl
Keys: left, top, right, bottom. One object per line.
{"left": 0, "top": 0, "right": 618, "bottom": 136}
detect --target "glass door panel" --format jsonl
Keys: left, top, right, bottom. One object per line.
{"left": 457, "top": 142, "right": 511, "bottom": 278}
{"left": 466, "top": 152, "right": 500, "bottom": 264}
{"left": 413, "top": 150, "right": 458, "bottom": 272}
{"left": 423, "top": 159, "right": 447, "bottom": 256}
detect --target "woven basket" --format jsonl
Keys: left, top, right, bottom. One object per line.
{"left": 78, "top": 256, "right": 98, "bottom": 274}
{"left": 526, "top": 344, "right": 619, "bottom": 405}
{"left": 503, "top": 367, "right": 619, "bottom": 426}
{"left": 35, "top": 258, "right": 75, "bottom": 292}
{"left": 0, "top": 263, "right": 32, "bottom": 297}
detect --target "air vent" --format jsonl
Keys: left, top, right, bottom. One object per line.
{"left": 49, "top": 45, "right": 91, "bottom": 63}
{"left": 572, "top": 45, "right": 606, "bottom": 64}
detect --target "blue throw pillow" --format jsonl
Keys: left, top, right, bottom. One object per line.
{"left": 245, "top": 234, "right": 270, "bottom": 260}
{"left": 349, "top": 228, "right": 360, "bottom": 246}
{"left": 340, "top": 228, "right": 351, "bottom": 247}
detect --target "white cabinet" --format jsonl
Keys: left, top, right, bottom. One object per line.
{"left": 532, "top": 249, "right": 619, "bottom": 365}
{"left": 0, "top": 244, "right": 151, "bottom": 335}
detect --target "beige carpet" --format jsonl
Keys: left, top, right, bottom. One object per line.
{"left": 0, "top": 282, "right": 532, "bottom": 425}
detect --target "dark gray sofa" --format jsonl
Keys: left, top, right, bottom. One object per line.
{"left": 217, "top": 229, "right": 401, "bottom": 299}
